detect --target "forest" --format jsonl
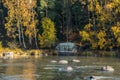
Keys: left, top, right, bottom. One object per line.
{"left": 0, "top": 0, "right": 120, "bottom": 51}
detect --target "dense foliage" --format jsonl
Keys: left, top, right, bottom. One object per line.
{"left": 0, "top": 0, "right": 120, "bottom": 50}
{"left": 38, "top": 17, "right": 56, "bottom": 48}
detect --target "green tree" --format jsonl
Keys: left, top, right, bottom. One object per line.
{"left": 38, "top": 0, "right": 56, "bottom": 18}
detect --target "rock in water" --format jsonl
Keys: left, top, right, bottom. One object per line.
{"left": 51, "top": 60, "right": 57, "bottom": 63}
{"left": 72, "top": 59, "right": 80, "bottom": 62}
{"left": 59, "top": 60, "right": 68, "bottom": 64}
{"left": 101, "top": 65, "right": 114, "bottom": 72}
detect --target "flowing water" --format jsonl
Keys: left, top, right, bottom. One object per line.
{"left": 0, "top": 56, "right": 120, "bottom": 80}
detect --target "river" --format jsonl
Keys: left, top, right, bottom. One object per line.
{"left": 0, "top": 56, "right": 120, "bottom": 80}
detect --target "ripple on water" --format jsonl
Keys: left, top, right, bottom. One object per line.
{"left": 0, "top": 57, "right": 120, "bottom": 80}
{"left": 75, "top": 65, "right": 103, "bottom": 69}
{"left": 85, "top": 76, "right": 120, "bottom": 80}
{"left": 43, "top": 67, "right": 58, "bottom": 70}
{"left": 0, "top": 74, "right": 41, "bottom": 80}
{"left": 0, "top": 63, "right": 25, "bottom": 67}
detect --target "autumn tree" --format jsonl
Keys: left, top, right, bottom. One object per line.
{"left": 22, "top": 0, "right": 38, "bottom": 48}
{"left": 3, "top": 0, "right": 38, "bottom": 48}
{"left": 1, "top": 0, "right": 120, "bottom": 50}
{"left": 3, "top": 0, "right": 18, "bottom": 42}
{"left": 38, "top": 17, "right": 56, "bottom": 48}
{"left": 79, "top": 0, "right": 120, "bottom": 50}
{"left": 0, "top": 0, "right": 7, "bottom": 46}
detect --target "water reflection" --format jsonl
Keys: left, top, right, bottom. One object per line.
{"left": 0, "top": 57, "right": 120, "bottom": 80}
{"left": 5, "top": 60, "right": 16, "bottom": 75}
{"left": 23, "top": 62, "right": 36, "bottom": 80}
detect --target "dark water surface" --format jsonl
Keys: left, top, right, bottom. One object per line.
{"left": 0, "top": 56, "right": 120, "bottom": 80}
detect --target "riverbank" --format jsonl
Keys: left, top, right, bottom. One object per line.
{"left": 0, "top": 48, "right": 119, "bottom": 59}
{"left": 78, "top": 50, "right": 118, "bottom": 57}
{"left": 0, "top": 48, "right": 43, "bottom": 59}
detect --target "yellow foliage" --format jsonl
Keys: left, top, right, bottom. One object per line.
{"left": 0, "top": 42, "right": 3, "bottom": 50}
{"left": 97, "top": 30, "right": 106, "bottom": 39}
{"left": 92, "top": 42, "right": 98, "bottom": 49}
{"left": 111, "top": 24, "right": 120, "bottom": 46}
{"left": 104, "top": 3, "right": 113, "bottom": 11}
{"left": 84, "top": 23, "right": 93, "bottom": 30}
{"left": 89, "top": 31, "right": 95, "bottom": 35}
{"left": 97, "top": 31, "right": 106, "bottom": 49}
{"left": 3, "top": 0, "right": 37, "bottom": 43}
{"left": 39, "top": 17, "right": 56, "bottom": 48}
{"left": 95, "top": 4, "right": 101, "bottom": 14}
{"left": 111, "top": 26, "right": 120, "bottom": 38}
{"left": 88, "top": 2, "right": 94, "bottom": 11}
{"left": 80, "top": 31, "right": 90, "bottom": 41}
{"left": 38, "top": 34, "right": 44, "bottom": 47}
{"left": 117, "top": 37, "right": 120, "bottom": 44}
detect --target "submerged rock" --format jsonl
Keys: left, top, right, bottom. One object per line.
{"left": 101, "top": 65, "right": 114, "bottom": 72}
{"left": 87, "top": 76, "right": 113, "bottom": 80}
{"left": 66, "top": 66, "right": 73, "bottom": 72}
{"left": 51, "top": 60, "right": 57, "bottom": 63}
{"left": 73, "top": 77, "right": 80, "bottom": 80}
{"left": 59, "top": 60, "right": 68, "bottom": 64}
{"left": 72, "top": 59, "right": 80, "bottom": 63}
{"left": 89, "top": 76, "right": 97, "bottom": 80}
{"left": 87, "top": 76, "right": 99, "bottom": 80}
{"left": 58, "top": 66, "right": 73, "bottom": 72}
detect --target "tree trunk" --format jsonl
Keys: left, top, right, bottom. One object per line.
{"left": 66, "top": 0, "right": 71, "bottom": 42}
{"left": 34, "top": 28, "right": 38, "bottom": 49}
{"left": 29, "top": 37, "right": 32, "bottom": 45}
{"left": 17, "top": 21, "right": 22, "bottom": 46}
{"left": 21, "top": 26, "right": 26, "bottom": 48}
{"left": 92, "top": 0, "right": 96, "bottom": 30}
{"left": 45, "top": 0, "right": 48, "bottom": 17}
{"left": 45, "top": 8, "right": 48, "bottom": 17}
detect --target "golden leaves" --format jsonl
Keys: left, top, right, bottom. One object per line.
{"left": 111, "top": 26, "right": 120, "bottom": 38}
{"left": 111, "top": 22, "right": 120, "bottom": 45}
{"left": 39, "top": 17, "right": 56, "bottom": 48}
{"left": 3, "top": 0, "right": 38, "bottom": 41}
{"left": 80, "top": 31, "right": 90, "bottom": 41}
{"left": 97, "top": 31, "right": 106, "bottom": 49}
{"left": 84, "top": 23, "right": 93, "bottom": 31}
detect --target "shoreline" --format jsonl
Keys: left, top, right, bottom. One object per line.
{"left": 0, "top": 48, "right": 119, "bottom": 59}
